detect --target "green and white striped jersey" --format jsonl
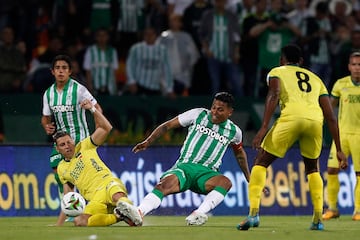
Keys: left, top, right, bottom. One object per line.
{"left": 210, "top": 14, "right": 230, "bottom": 63}
{"left": 42, "top": 78, "right": 97, "bottom": 144}
{"left": 177, "top": 108, "right": 242, "bottom": 171}
{"left": 117, "top": 0, "right": 144, "bottom": 32}
{"left": 126, "top": 42, "right": 173, "bottom": 93}
{"left": 83, "top": 45, "right": 118, "bottom": 95}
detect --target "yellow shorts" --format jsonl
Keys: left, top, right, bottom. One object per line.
{"left": 327, "top": 133, "right": 360, "bottom": 171}
{"left": 83, "top": 178, "right": 128, "bottom": 215}
{"left": 262, "top": 117, "right": 323, "bottom": 159}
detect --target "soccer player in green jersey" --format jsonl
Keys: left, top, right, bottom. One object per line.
{"left": 116, "top": 92, "right": 251, "bottom": 226}
{"left": 323, "top": 52, "right": 360, "bottom": 221}
{"left": 237, "top": 44, "right": 347, "bottom": 231}
{"left": 54, "top": 99, "right": 141, "bottom": 227}
{"left": 41, "top": 55, "right": 102, "bottom": 225}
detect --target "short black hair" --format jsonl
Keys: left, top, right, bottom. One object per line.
{"left": 214, "top": 92, "right": 234, "bottom": 108}
{"left": 53, "top": 131, "right": 70, "bottom": 143}
{"left": 51, "top": 54, "right": 72, "bottom": 70}
{"left": 281, "top": 44, "right": 302, "bottom": 64}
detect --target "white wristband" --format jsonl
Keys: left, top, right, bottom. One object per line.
{"left": 90, "top": 106, "right": 96, "bottom": 113}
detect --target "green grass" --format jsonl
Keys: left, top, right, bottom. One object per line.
{"left": 0, "top": 215, "right": 359, "bottom": 240}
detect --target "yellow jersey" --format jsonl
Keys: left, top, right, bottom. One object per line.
{"left": 331, "top": 76, "right": 360, "bottom": 134}
{"left": 267, "top": 65, "right": 329, "bottom": 122}
{"left": 58, "top": 136, "right": 114, "bottom": 200}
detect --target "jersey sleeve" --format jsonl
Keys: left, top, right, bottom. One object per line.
{"left": 57, "top": 162, "right": 67, "bottom": 184}
{"left": 78, "top": 84, "right": 97, "bottom": 105}
{"left": 178, "top": 108, "right": 205, "bottom": 127}
{"left": 331, "top": 80, "right": 341, "bottom": 98}
{"left": 231, "top": 125, "right": 243, "bottom": 146}
{"left": 266, "top": 68, "right": 279, "bottom": 85}
{"left": 42, "top": 92, "right": 51, "bottom": 116}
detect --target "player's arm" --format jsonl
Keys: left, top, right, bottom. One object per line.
{"left": 94, "top": 103, "right": 102, "bottom": 113}
{"left": 319, "top": 95, "right": 347, "bottom": 169}
{"left": 81, "top": 100, "right": 112, "bottom": 146}
{"left": 232, "top": 143, "right": 250, "bottom": 182}
{"left": 132, "top": 116, "right": 181, "bottom": 153}
{"left": 330, "top": 96, "right": 339, "bottom": 108}
{"left": 41, "top": 115, "right": 56, "bottom": 135}
{"left": 55, "top": 183, "right": 74, "bottom": 226}
{"left": 252, "top": 76, "right": 280, "bottom": 149}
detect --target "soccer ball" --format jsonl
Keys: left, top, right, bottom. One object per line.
{"left": 61, "top": 192, "right": 86, "bottom": 217}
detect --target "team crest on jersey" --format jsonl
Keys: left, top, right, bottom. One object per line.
{"left": 51, "top": 105, "right": 74, "bottom": 113}
{"left": 195, "top": 124, "right": 229, "bottom": 145}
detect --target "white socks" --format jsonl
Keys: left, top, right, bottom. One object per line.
{"left": 138, "top": 192, "right": 162, "bottom": 216}
{"left": 195, "top": 190, "right": 225, "bottom": 214}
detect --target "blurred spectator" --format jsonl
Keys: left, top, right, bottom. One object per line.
{"left": 113, "top": 0, "right": 144, "bottom": 60}
{"left": 249, "top": 0, "right": 301, "bottom": 97}
{"left": 167, "top": 0, "right": 194, "bottom": 16}
{"left": 286, "top": 0, "right": 310, "bottom": 28}
{"left": 143, "top": 0, "right": 168, "bottom": 35}
{"left": 83, "top": 28, "right": 119, "bottom": 95}
{"left": 241, "top": 0, "right": 269, "bottom": 97}
{"left": 125, "top": 26, "right": 175, "bottom": 137}
{"left": 125, "top": 26, "right": 174, "bottom": 96}
{"left": 157, "top": 14, "right": 199, "bottom": 96}
{"left": 182, "top": 0, "right": 212, "bottom": 50}
{"left": 25, "top": 35, "right": 64, "bottom": 93}
{"left": 227, "top": 0, "right": 255, "bottom": 32}
{"left": 60, "top": 0, "right": 92, "bottom": 47}
{"left": 333, "top": 29, "right": 360, "bottom": 81}
{"left": 329, "top": 0, "right": 352, "bottom": 30}
{"left": 0, "top": 26, "right": 26, "bottom": 93}
{"left": 300, "top": 0, "right": 332, "bottom": 87}
{"left": 89, "top": 0, "right": 118, "bottom": 33}
{"left": 182, "top": 0, "right": 212, "bottom": 95}
{"left": 199, "top": 0, "right": 243, "bottom": 96}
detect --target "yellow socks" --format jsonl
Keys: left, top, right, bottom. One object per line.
{"left": 248, "top": 165, "right": 267, "bottom": 216}
{"left": 87, "top": 214, "right": 117, "bottom": 227}
{"left": 308, "top": 172, "right": 323, "bottom": 223}
{"left": 326, "top": 174, "right": 339, "bottom": 210}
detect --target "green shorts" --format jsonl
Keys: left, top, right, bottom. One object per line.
{"left": 49, "top": 144, "right": 63, "bottom": 168}
{"left": 161, "top": 163, "right": 221, "bottom": 194}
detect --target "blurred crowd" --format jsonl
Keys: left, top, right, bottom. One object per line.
{"left": 1, "top": 0, "right": 360, "bottom": 99}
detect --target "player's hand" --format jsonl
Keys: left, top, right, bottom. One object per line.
{"left": 132, "top": 140, "right": 150, "bottom": 153}
{"left": 337, "top": 151, "right": 348, "bottom": 170}
{"left": 45, "top": 122, "right": 56, "bottom": 135}
{"left": 80, "top": 99, "right": 93, "bottom": 110}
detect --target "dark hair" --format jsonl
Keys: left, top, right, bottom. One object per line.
{"left": 316, "top": 1, "right": 328, "bottom": 14}
{"left": 214, "top": 92, "right": 234, "bottom": 108}
{"left": 53, "top": 131, "right": 71, "bottom": 143}
{"left": 281, "top": 44, "right": 302, "bottom": 63}
{"left": 51, "top": 54, "right": 72, "bottom": 70}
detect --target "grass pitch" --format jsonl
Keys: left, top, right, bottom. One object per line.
{"left": 0, "top": 215, "right": 358, "bottom": 240}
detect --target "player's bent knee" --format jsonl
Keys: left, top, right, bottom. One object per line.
{"left": 219, "top": 176, "right": 232, "bottom": 190}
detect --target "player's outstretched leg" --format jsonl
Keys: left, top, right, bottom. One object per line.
{"left": 236, "top": 214, "right": 260, "bottom": 230}
{"left": 114, "top": 201, "right": 143, "bottom": 226}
